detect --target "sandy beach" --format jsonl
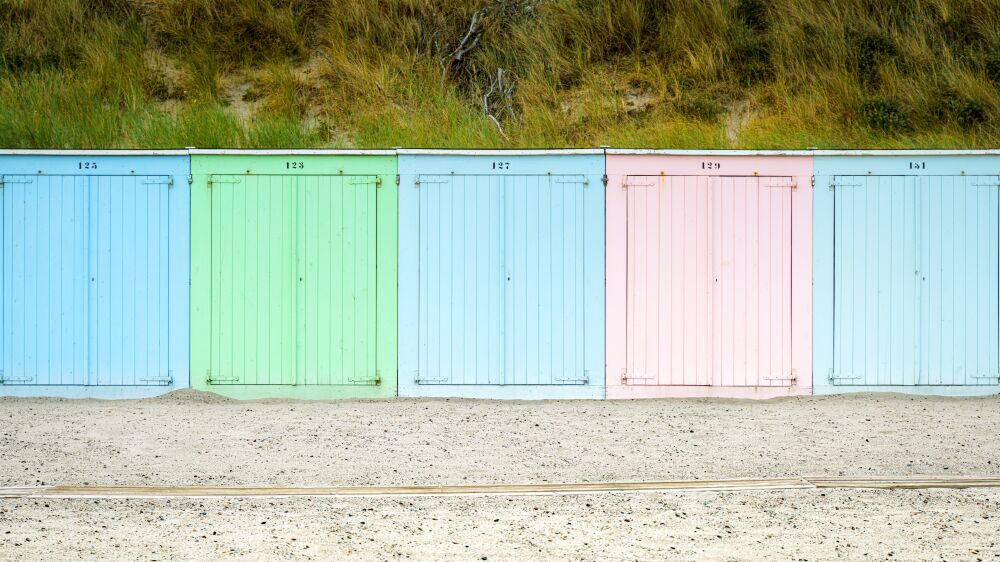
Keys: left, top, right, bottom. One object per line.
{"left": 1, "top": 391, "right": 998, "bottom": 559}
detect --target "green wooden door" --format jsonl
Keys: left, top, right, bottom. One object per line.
{"left": 299, "top": 175, "right": 380, "bottom": 386}
{"left": 206, "top": 174, "right": 379, "bottom": 387}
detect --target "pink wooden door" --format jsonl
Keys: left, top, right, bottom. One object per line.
{"left": 622, "top": 175, "right": 797, "bottom": 387}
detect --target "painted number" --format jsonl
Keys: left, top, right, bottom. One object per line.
{"left": 492, "top": 161, "right": 510, "bottom": 170}
{"left": 286, "top": 161, "right": 305, "bottom": 169}
{"left": 701, "top": 162, "right": 721, "bottom": 170}
{"left": 909, "top": 162, "right": 926, "bottom": 170}
{"left": 78, "top": 162, "right": 97, "bottom": 170}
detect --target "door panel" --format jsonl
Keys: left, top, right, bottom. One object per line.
{"left": 209, "top": 174, "right": 295, "bottom": 385}
{"left": 623, "top": 176, "right": 795, "bottom": 387}
{"left": 416, "top": 174, "right": 588, "bottom": 385}
{"left": 832, "top": 175, "right": 1000, "bottom": 386}
{"left": 300, "top": 175, "right": 379, "bottom": 385}
{"left": 505, "top": 175, "right": 588, "bottom": 385}
{"left": 417, "top": 175, "right": 504, "bottom": 385}
{"left": 208, "top": 174, "right": 379, "bottom": 386}
{"left": 1, "top": 175, "right": 172, "bottom": 387}
{"left": 713, "top": 176, "right": 795, "bottom": 387}
{"left": 624, "top": 176, "right": 711, "bottom": 386}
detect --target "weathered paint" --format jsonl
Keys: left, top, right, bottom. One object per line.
{"left": 189, "top": 151, "right": 397, "bottom": 399}
{"left": 606, "top": 152, "right": 813, "bottom": 398}
{"left": 0, "top": 152, "right": 189, "bottom": 398}
{"left": 814, "top": 154, "right": 1000, "bottom": 395}
{"left": 398, "top": 150, "right": 605, "bottom": 399}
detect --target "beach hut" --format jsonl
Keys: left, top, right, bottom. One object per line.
{"left": 189, "top": 150, "right": 397, "bottom": 399}
{"left": 0, "top": 150, "right": 190, "bottom": 398}
{"left": 813, "top": 151, "right": 1000, "bottom": 395}
{"left": 397, "top": 150, "right": 605, "bottom": 399}
{"left": 605, "top": 150, "right": 813, "bottom": 398}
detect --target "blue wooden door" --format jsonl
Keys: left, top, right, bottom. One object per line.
{"left": 830, "top": 175, "right": 1000, "bottom": 386}
{"left": 503, "top": 174, "right": 589, "bottom": 385}
{"left": 1, "top": 174, "right": 174, "bottom": 387}
{"left": 413, "top": 174, "right": 589, "bottom": 385}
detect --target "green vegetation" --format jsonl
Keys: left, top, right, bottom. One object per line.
{"left": 1, "top": 0, "right": 998, "bottom": 148}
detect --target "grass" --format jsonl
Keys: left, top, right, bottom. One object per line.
{"left": 1, "top": 0, "right": 998, "bottom": 148}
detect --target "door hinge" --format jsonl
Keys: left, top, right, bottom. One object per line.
{"left": 828, "top": 368, "right": 861, "bottom": 383}
{"left": 554, "top": 370, "right": 589, "bottom": 384}
{"left": 622, "top": 177, "right": 655, "bottom": 191}
{"left": 765, "top": 368, "right": 797, "bottom": 384}
{"left": 395, "top": 174, "right": 401, "bottom": 186}
{"left": 187, "top": 175, "right": 194, "bottom": 186}
{"left": 348, "top": 370, "right": 382, "bottom": 386}
{"left": 414, "top": 370, "right": 449, "bottom": 384}
{"left": 621, "top": 368, "right": 654, "bottom": 384}
{"left": 140, "top": 371, "right": 174, "bottom": 386}
{"left": 0, "top": 371, "right": 34, "bottom": 384}
{"left": 206, "top": 370, "right": 239, "bottom": 384}
{"left": 0, "top": 176, "right": 33, "bottom": 189}
{"left": 349, "top": 176, "right": 382, "bottom": 188}
{"left": 207, "top": 177, "right": 241, "bottom": 189}
{"left": 601, "top": 174, "right": 609, "bottom": 187}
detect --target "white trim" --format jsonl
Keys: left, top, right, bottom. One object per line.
{"left": 188, "top": 149, "right": 396, "bottom": 156}
{"left": 606, "top": 149, "right": 1000, "bottom": 156}
{"left": 397, "top": 149, "right": 605, "bottom": 156}
{"left": 813, "top": 149, "right": 1000, "bottom": 156}
{"left": 0, "top": 149, "right": 189, "bottom": 156}
{"left": 606, "top": 149, "right": 813, "bottom": 156}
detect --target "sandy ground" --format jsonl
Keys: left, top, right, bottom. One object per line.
{"left": 1, "top": 391, "right": 999, "bottom": 559}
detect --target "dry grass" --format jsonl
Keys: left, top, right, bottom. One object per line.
{"left": 1, "top": 0, "right": 998, "bottom": 148}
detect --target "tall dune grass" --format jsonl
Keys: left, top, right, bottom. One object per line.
{"left": 1, "top": 0, "right": 998, "bottom": 148}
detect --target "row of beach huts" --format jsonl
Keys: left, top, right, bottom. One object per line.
{"left": 2, "top": 148, "right": 998, "bottom": 399}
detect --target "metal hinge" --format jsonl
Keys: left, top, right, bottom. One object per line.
{"left": 554, "top": 176, "right": 589, "bottom": 187}
{"left": 765, "top": 368, "right": 798, "bottom": 383}
{"left": 206, "top": 370, "right": 239, "bottom": 384}
{"left": 553, "top": 371, "right": 589, "bottom": 384}
{"left": 621, "top": 368, "right": 654, "bottom": 384}
{"left": 0, "top": 371, "right": 34, "bottom": 384}
{"left": 829, "top": 182, "right": 861, "bottom": 192}
{"left": 0, "top": 176, "right": 33, "bottom": 189}
{"left": 828, "top": 368, "right": 861, "bottom": 383}
{"left": 414, "top": 370, "right": 449, "bottom": 384}
{"left": 206, "top": 177, "right": 242, "bottom": 189}
{"left": 974, "top": 374, "right": 1000, "bottom": 382}
{"left": 622, "top": 177, "right": 655, "bottom": 191}
{"left": 347, "top": 176, "right": 382, "bottom": 188}
{"left": 413, "top": 176, "right": 450, "bottom": 188}
{"left": 348, "top": 370, "right": 382, "bottom": 386}
{"left": 140, "top": 371, "right": 174, "bottom": 385}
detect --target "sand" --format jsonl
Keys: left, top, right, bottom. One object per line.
{"left": 1, "top": 391, "right": 999, "bottom": 559}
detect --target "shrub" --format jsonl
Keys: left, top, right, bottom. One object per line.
{"left": 850, "top": 30, "right": 898, "bottom": 87}
{"left": 860, "top": 98, "right": 911, "bottom": 133}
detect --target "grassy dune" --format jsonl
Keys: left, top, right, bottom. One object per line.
{"left": 1, "top": 0, "right": 998, "bottom": 148}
